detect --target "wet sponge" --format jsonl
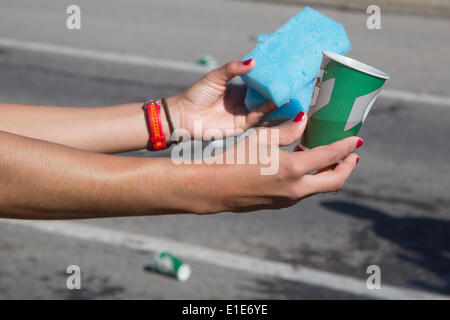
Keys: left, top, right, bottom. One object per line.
{"left": 241, "top": 7, "right": 351, "bottom": 120}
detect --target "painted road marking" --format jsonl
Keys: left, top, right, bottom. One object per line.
{"left": 382, "top": 88, "right": 450, "bottom": 107}
{"left": 0, "top": 37, "right": 449, "bottom": 108}
{"left": 0, "top": 37, "right": 209, "bottom": 74}
{"left": 2, "top": 219, "right": 448, "bottom": 300}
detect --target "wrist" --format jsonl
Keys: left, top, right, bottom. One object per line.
{"left": 141, "top": 97, "right": 180, "bottom": 150}
{"left": 160, "top": 96, "right": 182, "bottom": 144}
{"left": 182, "top": 163, "right": 249, "bottom": 215}
{"left": 97, "top": 102, "right": 151, "bottom": 152}
{"left": 164, "top": 162, "right": 232, "bottom": 215}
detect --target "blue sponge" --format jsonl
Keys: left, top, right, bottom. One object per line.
{"left": 241, "top": 7, "right": 351, "bottom": 120}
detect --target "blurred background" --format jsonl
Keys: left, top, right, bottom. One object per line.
{"left": 0, "top": 0, "right": 449, "bottom": 299}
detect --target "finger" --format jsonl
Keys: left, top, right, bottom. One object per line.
{"left": 272, "top": 111, "right": 308, "bottom": 147}
{"left": 294, "top": 136, "right": 363, "bottom": 173}
{"left": 245, "top": 100, "right": 278, "bottom": 128}
{"left": 257, "top": 119, "right": 289, "bottom": 128}
{"left": 304, "top": 153, "right": 359, "bottom": 194}
{"left": 205, "top": 59, "right": 255, "bottom": 86}
{"left": 316, "top": 163, "right": 338, "bottom": 174}
{"left": 254, "top": 99, "right": 292, "bottom": 128}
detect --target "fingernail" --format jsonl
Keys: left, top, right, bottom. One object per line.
{"left": 356, "top": 138, "right": 364, "bottom": 149}
{"left": 243, "top": 58, "right": 253, "bottom": 66}
{"left": 293, "top": 111, "right": 306, "bottom": 122}
{"left": 356, "top": 156, "right": 360, "bottom": 165}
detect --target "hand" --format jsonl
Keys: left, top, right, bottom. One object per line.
{"left": 167, "top": 59, "right": 277, "bottom": 140}
{"left": 192, "top": 113, "right": 362, "bottom": 214}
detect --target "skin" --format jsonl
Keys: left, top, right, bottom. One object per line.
{"left": 0, "top": 61, "right": 276, "bottom": 153}
{"left": 0, "top": 60, "right": 360, "bottom": 219}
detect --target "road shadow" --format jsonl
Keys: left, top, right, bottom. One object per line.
{"left": 244, "top": 277, "right": 369, "bottom": 300}
{"left": 321, "top": 200, "right": 450, "bottom": 294}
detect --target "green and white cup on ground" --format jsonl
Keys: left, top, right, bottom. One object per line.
{"left": 152, "top": 251, "right": 191, "bottom": 281}
{"left": 300, "top": 51, "right": 390, "bottom": 150}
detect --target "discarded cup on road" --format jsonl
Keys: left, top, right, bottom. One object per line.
{"left": 300, "top": 51, "right": 390, "bottom": 149}
{"left": 196, "top": 54, "right": 217, "bottom": 67}
{"left": 152, "top": 251, "right": 191, "bottom": 282}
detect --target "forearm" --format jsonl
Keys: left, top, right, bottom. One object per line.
{"left": 0, "top": 98, "right": 180, "bottom": 153}
{"left": 0, "top": 130, "right": 207, "bottom": 219}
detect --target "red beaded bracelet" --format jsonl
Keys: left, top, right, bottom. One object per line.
{"left": 143, "top": 99, "right": 166, "bottom": 150}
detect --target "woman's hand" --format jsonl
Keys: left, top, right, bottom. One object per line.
{"left": 167, "top": 59, "right": 277, "bottom": 140}
{"left": 185, "top": 113, "right": 362, "bottom": 214}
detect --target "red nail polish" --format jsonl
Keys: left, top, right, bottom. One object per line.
{"left": 356, "top": 138, "right": 364, "bottom": 148}
{"left": 243, "top": 58, "right": 253, "bottom": 66}
{"left": 356, "top": 156, "right": 360, "bottom": 165}
{"left": 293, "top": 111, "right": 305, "bottom": 122}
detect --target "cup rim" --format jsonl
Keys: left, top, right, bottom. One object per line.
{"left": 323, "top": 51, "right": 390, "bottom": 80}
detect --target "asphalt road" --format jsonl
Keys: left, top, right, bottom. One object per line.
{"left": 0, "top": 0, "right": 449, "bottom": 299}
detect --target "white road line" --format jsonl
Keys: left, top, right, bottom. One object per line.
{"left": 2, "top": 219, "right": 448, "bottom": 300}
{"left": 382, "top": 89, "right": 450, "bottom": 108}
{"left": 0, "top": 37, "right": 209, "bottom": 74}
{"left": 1, "top": 37, "right": 449, "bottom": 108}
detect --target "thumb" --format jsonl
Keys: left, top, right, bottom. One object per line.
{"left": 204, "top": 59, "right": 255, "bottom": 86}
{"left": 245, "top": 100, "right": 278, "bottom": 128}
{"left": 276, "top": 111, "right": 308, "bottom": 146}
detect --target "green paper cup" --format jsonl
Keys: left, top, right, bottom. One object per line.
{"left": 152, "top": 251, "right": 191, "bottom": 281}
{"left": 300, "top": 51, "right": 390, "bottom": 150}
